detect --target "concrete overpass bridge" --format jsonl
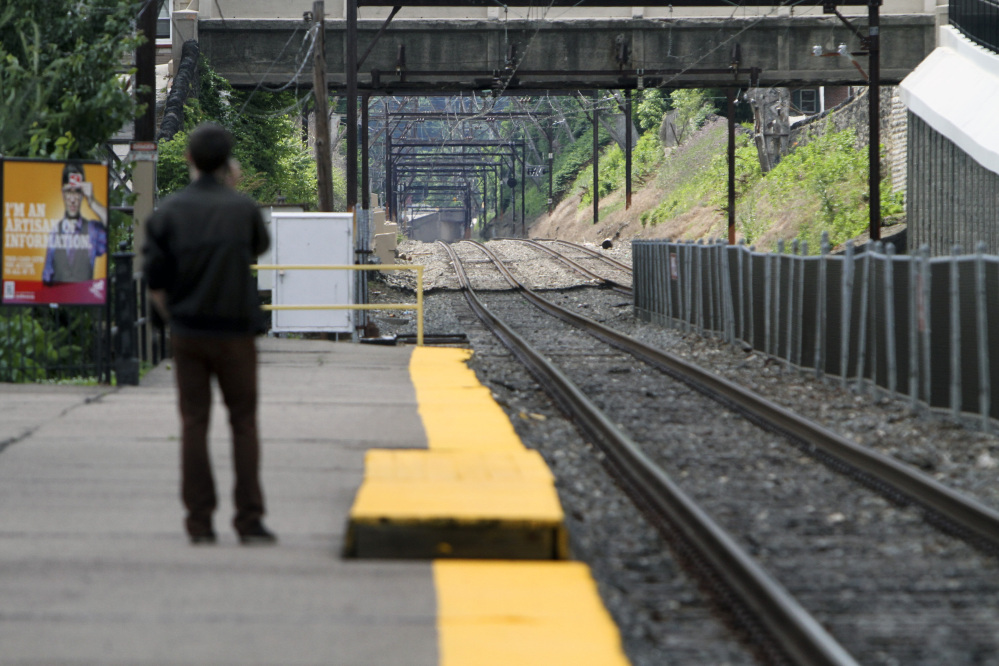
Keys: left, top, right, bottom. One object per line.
{"left": 175, "top": 1, "right": 939, "bottom": 91}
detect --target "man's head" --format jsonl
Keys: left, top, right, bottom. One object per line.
{"left": 62, "top": 162, "right": 86, "bottom": 219}
{"left": 186, "top": 123, "right": 233, "bottom": 175}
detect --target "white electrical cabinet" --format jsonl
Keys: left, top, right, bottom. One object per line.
{"left": 269, "top": 212, "right": 354, "bottom": 333}
{"left": 257, "top": 206, "right": 304, "bottom": 292}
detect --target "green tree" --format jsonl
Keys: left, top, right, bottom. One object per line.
{"left": 0, "top": 0, "right": 141, "bottom": 159}
{"left": 669, "top": 89, "right": 713, "bottom": 145}
{"left": 636, "top": 89, "right": 668, "bottom": 133}
{"left": 157, "top": 61, "right": 326, "bottom": 209}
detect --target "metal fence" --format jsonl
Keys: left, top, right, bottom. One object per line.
{"left": 0, "top": 304, "right": 111, "bottom": 383}
{"left": 951, "top": 0, "right": 999, "bottom": 53}
{"left": 633, "top": 237, "right": 999, "bottom": 430}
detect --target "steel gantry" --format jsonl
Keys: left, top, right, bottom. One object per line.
{"left": 331, "top": 0, "right": 884, "bottom": 241}
{"left": 387, "top": 139, "right": 527, "bottom": 236}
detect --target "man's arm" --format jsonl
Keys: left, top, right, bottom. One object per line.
{"left": 149, "top": 289, "right": 169, "bottom": 326}
{"left": 81, "top": 181, "right": 108, "bottom": 225}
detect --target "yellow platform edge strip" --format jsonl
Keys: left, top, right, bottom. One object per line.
{"left": 410, "top": 347, "right": 524, "bottom": 452}
{"left": 434, "top": 560, "right": 630, "bottom": 666}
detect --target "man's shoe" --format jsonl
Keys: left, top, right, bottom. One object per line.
{"left": 189, "top": 532, "right": 217, "bottom": 545}
{"left": 238, "top": 522, "right": 277, "bottom": 545}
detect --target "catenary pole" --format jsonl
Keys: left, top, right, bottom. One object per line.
{"left": 312, "top": 2, "right": 334, "bottom": 211}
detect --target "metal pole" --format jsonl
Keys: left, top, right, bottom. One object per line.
{"left": 885, "top": 244, "right": 898, "bottom": 395}
{"left": 313, "top": 2, "right": 334, "bottom": 212}
{"left": 593, "top": 91, "right": 599, "bottom": 225}
{"left": 112, "top": 251, "right": 139, "bottom": 386}
{"left": 950, "top": 245, "right": 962, "bottom": 419}
{"left": 521, "top": 139, "right": 526, "bottom": 237}
{"left": 975, "top": 242, "right": 990, "bottom": 430}
{"left": 385, "top": 103, "right": 393, "bottom": 220}
{"left": 362, "top": 93, "right": 370, "bottom": 210}
{"left": 625, "top": 89, "right": 632, "bottom": 210}
{"left": 856, "top": 246, "right": 872, "bottom": 392}
{"left": 727, "top": 88, "right": 737, "bottom": 245}
{"left": 816, "top": 232, "right": 830, "bottom": 378}
{"left": 547, "top": 126, "right": 554, "bottom": 215}
{"left": 346, "top": 0, "right": 358, "bottom": 212}
{"left": 135, "top": 1, "right": 157, "bottom": 142}
{"left": 842, "top": 242, "right": 856, "bottom": 387}
{"left": 868, "top": 0, "right": 882, "bottom": 241}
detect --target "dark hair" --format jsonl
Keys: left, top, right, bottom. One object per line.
{"left": 62, "top": 161, "right": 86, "bottom": 186}
{"left": 187, "top": 123, "right": 233, "bottom": 173}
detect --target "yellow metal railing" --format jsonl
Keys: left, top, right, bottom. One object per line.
{"left": 252, "top": 264, "right": 424, "bottom": 345}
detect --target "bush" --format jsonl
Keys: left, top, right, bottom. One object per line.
{"left": 156, "top": 60, "right": 326, "bottom": 209}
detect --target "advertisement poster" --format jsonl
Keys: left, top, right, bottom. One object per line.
{"left": 1, "top": 159, "right": 109, "bottom": 306}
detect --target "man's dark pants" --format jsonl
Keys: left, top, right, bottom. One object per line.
{"left": 172, "top": 335, "right": 265, "bottom": 537}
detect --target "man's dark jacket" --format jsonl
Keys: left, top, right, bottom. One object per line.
{"left": 142, "top": 174, "right": 269, "bottom": 337}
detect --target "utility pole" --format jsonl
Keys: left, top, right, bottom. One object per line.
{"left": 346, "top": 0, "right": 358, "bottom": 212}
{"left": 361, "top": 94, "right": 370, "bottom": 210}
{"left": 867, "top": 0, "right": 882, "bottom": 241}
{"left": 312, "top": 1, "right": 334, "bottom": 211}
{"left": 727, "top": 88, "right": 737, "bottom": 245}
{"left": 625, "top": 89, "right": 632, "bottom": 210}
{"left": 135, "top": 0, "right": 157, "bottom": 143}
{"left": 592, "top": 91, "right": 599, "bottom": 225}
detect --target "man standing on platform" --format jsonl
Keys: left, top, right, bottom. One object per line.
{"left": 142, "top": 123, "right": 276, "bottom": 546}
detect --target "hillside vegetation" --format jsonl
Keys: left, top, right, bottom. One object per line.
{"left": 528, "top": 113, "right": 904, "bottom": 253}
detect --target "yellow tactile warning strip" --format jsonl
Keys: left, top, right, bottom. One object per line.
{"left": 410, "top": 347, "right": 523, "bottom": 452}
{"left": 433, "top": 560, "right": 631, "bottom": 666}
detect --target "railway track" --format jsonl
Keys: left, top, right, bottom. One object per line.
{"left": 497, "top": 238, "right": 633, "bottom": 294}
{"left": 440, "top": 239, "right": 999, "bottom": 666}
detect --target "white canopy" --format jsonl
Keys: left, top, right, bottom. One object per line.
{"left": 900, "top": 26, "right": 999, "bottom": 176}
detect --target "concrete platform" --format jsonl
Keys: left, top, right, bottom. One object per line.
{"left": 0, "top": 338, "right": 628, "bottom": 665}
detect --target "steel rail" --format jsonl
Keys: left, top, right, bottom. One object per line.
{"left": 490, "top": 238, "right": 632, "bottom": 295}
{"left": 440, "top": 240, "right": 859, "bottom": 666}
{"left": 460, "top": 240, "right": 999, "bottom": 551}
{"left": 546, "top": 238, "right": 634, "bottom": 274}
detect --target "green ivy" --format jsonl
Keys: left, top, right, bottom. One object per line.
{"left": 157, "top": 60, "right": 329, "bottom": 209}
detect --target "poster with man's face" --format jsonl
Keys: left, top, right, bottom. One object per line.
{"left": 1, "top": 159, "right": 109, "bottom": 306}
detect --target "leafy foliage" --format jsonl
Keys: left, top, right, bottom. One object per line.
{"left": 640, "top": 127, "right": 760, "bottom": 229}
{"left": 0, "top": 0, "right": 141, "bottom": 159}
{"left": 668, "top": 89, "right": 713, "bottom": 146}
{"left": 157, "top": 60, "right": 329, "bottom": 208}
{"left": 636, "top": 89, "right": 668, "bottom": 133}
{"left": 751, "top": 127, "right": 871, "bottom": 249}
{"left": 0, "top": 309, "right": 94, "bottom": 383}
